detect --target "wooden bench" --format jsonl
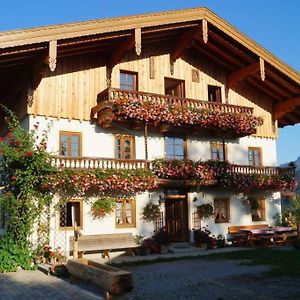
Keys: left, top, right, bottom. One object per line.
{"left": 228, "top": 224, "right": 269, "bottom": 247}
{"left": 69, "top": 233, "right": 137, "bottom": 259}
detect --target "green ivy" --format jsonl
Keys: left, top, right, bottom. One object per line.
{"left": 0, "top": 106, "right": 53, "bottom": 272}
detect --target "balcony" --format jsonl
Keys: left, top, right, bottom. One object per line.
{"left": 90, "top": 88, "right": 263, "bottom": 138}
{"left": 52, "top": 156, "right": 296, "bottom": 193}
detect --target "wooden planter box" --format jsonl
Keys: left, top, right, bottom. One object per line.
{"left": 66, "top": 258, "right": 133, "bottom": 295}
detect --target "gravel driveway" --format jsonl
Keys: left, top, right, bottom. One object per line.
{"left": 115, "top": 259, "right": 300, "bottom": 300}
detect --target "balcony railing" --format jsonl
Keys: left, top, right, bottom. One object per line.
{"left": 90, "top": 88, "right": 262, "bottom": 137}
{"left": 52, "top": 156, "right": 149, "bottom": 170}
{"left": 52, "top": 156, "right": 295, "bottom": 177}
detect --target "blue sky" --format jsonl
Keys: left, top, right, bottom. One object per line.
{"left": 1, "top": 0, "right": 299, "bottom": 164}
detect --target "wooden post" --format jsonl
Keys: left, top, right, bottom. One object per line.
{"left": 73, "top": 221, "right": 78, "bottom": 259}
{"left": 297, "top": 222, "right": 300, "bottom": 240}
{"left": 222, "top": 139, "right": 226, "bottom": 160}
{"left": 144, "top": 123, "right": 148, "bottom": 160}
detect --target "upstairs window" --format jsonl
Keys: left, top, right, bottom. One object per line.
{"left": 115, "top": 199, "right": 136, "bottom": 228}
{"left": 59, "top": 132, "right": 81, "bottom": 157}
{"left": 115, "top": 135, "right": 135, "bottom": 160}
{"left": 165, "top": 136, "right": 186, "bottom": 160}
{"left": 250, "top": 198, "right": 266, "bottom": 222}
{"left": 208, "top": 85, "right": 222, "bottom": 102}
{"left": 248, "top": 147, "right": 262, "bottom": 166}
{"left": 165, "top": 78, "right": 185, "bottom": 97}
{"left": 120, "top": 71, "right": 138, "bottom": 91}
{"left": 214, "top": 198, "right": 230, "bottom": 223}
{"left": 211, "top": 142, "right": 226, "bottom": 161}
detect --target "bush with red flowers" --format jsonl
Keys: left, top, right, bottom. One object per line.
{"left": 111, "top": 97, "right": 263, "bottom": 135}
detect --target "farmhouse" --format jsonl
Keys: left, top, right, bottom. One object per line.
{"left": 0, "top": 8, "right": 299, "bottom": 253}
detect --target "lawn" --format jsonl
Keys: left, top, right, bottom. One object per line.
{"left": 206, "top": 248, "right": 300, "bottom": 277}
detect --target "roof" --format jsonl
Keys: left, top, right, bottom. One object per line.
{"left": 0, "top": 7, "right": 300, "bottom": 127}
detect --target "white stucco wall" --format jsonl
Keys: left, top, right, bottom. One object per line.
{"left": 28, "top": 116, "right": 277, "bottom": 166}
{"left": 27, "top": 116, "right": 280, "bottom": 252}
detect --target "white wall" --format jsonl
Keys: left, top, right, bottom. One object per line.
{"left": 29, "top": 116, "right": 277, "bottom": 166}
{"left": 189, "top": 191, "right": 281, "bottom": 240}
{"left": 28, "top": 116, "right": 280, "bottom": 251}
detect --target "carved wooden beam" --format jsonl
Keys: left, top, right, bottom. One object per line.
{"left": 259, "top": 57, "right": 265, "bottom": 81}
{"left": 274, "top": 96, "right": 300, "bottom": 120}
{"left": 227, "top": 62, "right": 260, "bottom": 89}
{"left": 110, "top": 28, "right": 141, "bottom": 68}
{"left": 171, "top": 24, "right": 201, "bottom": 62}
{"left": 48, "top": 40, "right": 57, "bottom": 72}
{"left": 202, "top": 19, "right": 208, "bottom": 43}
{"left": 135, "top": 27, "right": 141, "bottom": 56}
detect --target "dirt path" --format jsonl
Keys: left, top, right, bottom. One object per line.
{"left": 115, "top": 259, "right": 300, "bottom": 300}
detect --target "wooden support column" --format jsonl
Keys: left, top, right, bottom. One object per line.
{"left": 48, "top": 40, "right": 57, "bottom": 72}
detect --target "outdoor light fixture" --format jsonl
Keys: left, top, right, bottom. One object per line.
{"left": 158, "top": 195, "right": 165, "bottom": 205}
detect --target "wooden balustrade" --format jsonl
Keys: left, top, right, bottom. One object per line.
{"left": 229, "top": 164, "right": 295, "bottom": 177}
{"left": 51, "top": 156, "right": 295, "bottom": 177}
{"left": 96, "top": 87, "right": 254, "bottom": 115}
{"left": 52, "top": 156, "right": 149, "bottom": 170}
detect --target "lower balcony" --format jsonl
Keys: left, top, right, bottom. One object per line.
{"left": 51, "top": 156, "right": 296, "bottom": 193}
{"left": 90, "top": 88, "right": 263, "bottom": 138}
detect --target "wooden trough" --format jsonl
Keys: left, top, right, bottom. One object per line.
{"left": 66, "top": 258, "right": 133, "bottom": 296}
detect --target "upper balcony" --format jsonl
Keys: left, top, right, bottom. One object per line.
{"left": 52, "top": 156, "right": 296, "bottom": 193}
{"left": 90, "top": 88, "right": 263, "bottom": 138}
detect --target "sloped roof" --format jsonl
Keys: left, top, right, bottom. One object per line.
{"left": 0, "top": 7, "right": 299, "bottom": 127}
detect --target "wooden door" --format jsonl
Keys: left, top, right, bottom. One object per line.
{"left": 165, "top": 194, "right": 188, "bottom": 242}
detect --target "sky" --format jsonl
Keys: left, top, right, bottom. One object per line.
{"left": 0, "top": 0, "right": 299, "bottom": 164}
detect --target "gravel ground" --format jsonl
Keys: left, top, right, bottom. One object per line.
{"left": 114, "top": 259, "right": 300, "bottom": 300}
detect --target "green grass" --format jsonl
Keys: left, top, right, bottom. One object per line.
{"left": 205, "top": 248, "right": 300, "bottom": 277}
{"left": 109, "top": 249, "right": 300, "bottom": 277}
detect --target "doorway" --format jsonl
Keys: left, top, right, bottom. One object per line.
{"left": 165, "top": 78, "right": 185, "bottom": 97}
{"left": 164, "top": 190, "right": 189, "bottom": 242}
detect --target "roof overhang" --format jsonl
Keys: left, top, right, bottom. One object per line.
{"left": 0, "top": 7, "right": 299, "bottom": 127}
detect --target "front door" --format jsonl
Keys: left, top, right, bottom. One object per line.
{"left": 165, "top": 191, "right": 188, "bottom": 242}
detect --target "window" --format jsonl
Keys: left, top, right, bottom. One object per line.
{"left": 214, "top": 198, "right": 230, "bottom": 223}
{"left": 211, "top": 142, "right": 226, "bottom": 161}
{"left": 59, "top": 132, "right": 81, "bottom": 157}
{"left": 165, "top": 78, "right": 185, "bottom": 97}
{"left": 208, "top": 85, "right": 222, "bottom": 102}
{"left": 115, "top": 135, "right": 135, "bottom": 160}
{"left": 248, "top": 147, "right": 262, "bottom": 166}
{"left": 250, "top": 198, "right": 266, "bottom": 222}
{"left": 165, "top": 136, "right": 186, "bottom": 160}
{"left": 59, "top": 200, "right": 83, "bottom": 229}
{"left": 115, "top": 199, "right": 136, "bottom": 227}
{"left": 120, "top": 71, "right": 138, "bottom": 91}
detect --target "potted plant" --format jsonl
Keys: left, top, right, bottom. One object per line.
{"left": 91, "top": 197, "right": 116, "bottom": 219}
{"left": 141, "top": 202, "right": 161, "bottom": 223}
{"left": 193, "top": 226, "right": 215, "bottom": 249}
{"left": 196, "top": 203, "right": 214, "bottom": 219}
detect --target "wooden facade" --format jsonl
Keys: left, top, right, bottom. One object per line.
{"left": 0, "top": 7, "right": 299, "bottom": 135}
{"left": 31, "top": 47, "right": 276, "bottom": 138}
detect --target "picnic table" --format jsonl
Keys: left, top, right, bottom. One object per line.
{"left": 238, "top": 227, "right": 296, "bottom": 247}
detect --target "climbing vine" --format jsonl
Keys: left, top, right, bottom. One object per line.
{"left": 0, "top": 106, "right": 54, "bottom": 272}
